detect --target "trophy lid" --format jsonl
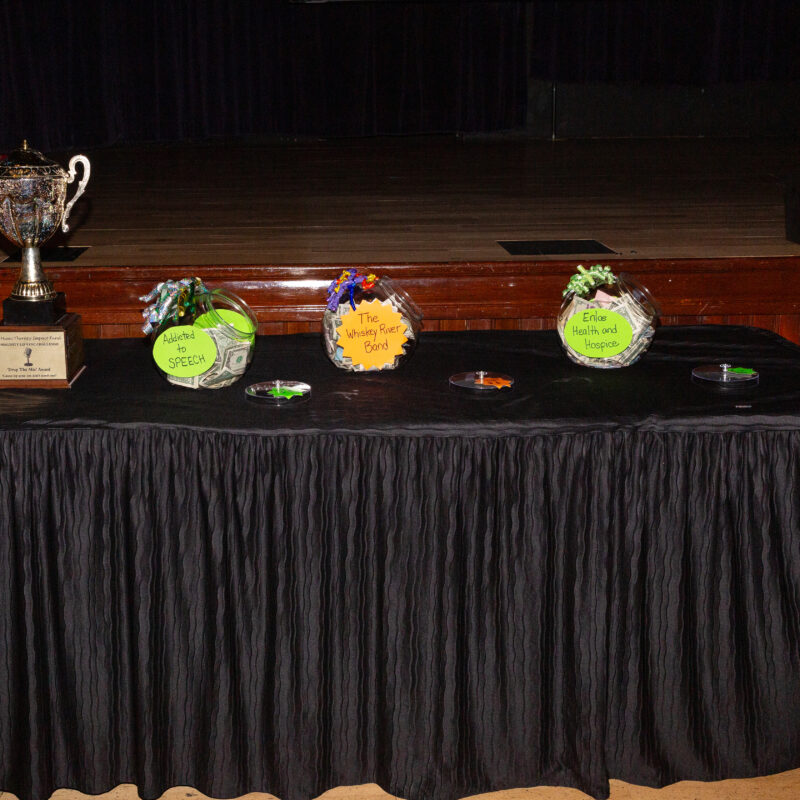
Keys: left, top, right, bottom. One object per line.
{"left": 0, "top": 140, "right": 68, "bottom": 178}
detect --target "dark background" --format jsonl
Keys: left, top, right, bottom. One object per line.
{"left": 2, "top": 0, "right": 799, "bottom": 150}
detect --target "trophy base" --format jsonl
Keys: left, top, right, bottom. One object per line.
{"left": 3, "top": 293, "right": 67, "bottom": 325}
{"left": 0, "top": 312, "right": 85, "bottom": 388}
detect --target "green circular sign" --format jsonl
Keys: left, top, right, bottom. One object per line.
{"left": 152, "top": 326, "right": 218, "bottom": 377}
{"left": 563, "top": 308, "right": 633, "bottom": 358}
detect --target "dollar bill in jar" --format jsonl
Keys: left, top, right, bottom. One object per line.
{"left": 190, "top": 292, "right": 256, "bottom": 388}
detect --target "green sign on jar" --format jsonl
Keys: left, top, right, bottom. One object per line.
{"left": 563, "top": 308, "right": 633, "bottom": 359}
{"left": 152, "top": 326, "right": 218, "bottom": 377}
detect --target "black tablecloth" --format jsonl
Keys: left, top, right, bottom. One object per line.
{"left": 1, "top": 326, "right": 800, "bottom": 800}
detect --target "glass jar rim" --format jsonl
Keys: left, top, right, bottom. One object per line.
{"left": 375, "top": 277, "right": 423, "bottom": 322}
{"left": 198, "top": 288, "right": 257, "bottom": 339}
{"left": 617, "top": 272, "right": 661, "bottom": 319}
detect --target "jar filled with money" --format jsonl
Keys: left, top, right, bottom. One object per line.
{"left": 323, "top": 270, "right": 422, "bottom": 372}
{"left": 141, "top": 278, "right": 257, "bottom": 389}
{"left": 557, "top": 266, "right": 659, "bottom": 368}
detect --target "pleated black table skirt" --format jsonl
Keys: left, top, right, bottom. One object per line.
{"left": 1, "top": 327, "right": 800, "bottom": 800}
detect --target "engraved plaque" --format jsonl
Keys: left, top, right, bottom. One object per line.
{"left": 0, "top": 313, "right": 85, "bottom": 388}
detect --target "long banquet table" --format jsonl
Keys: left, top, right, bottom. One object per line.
{"left": 1, "top": 326, "right": 800, "bottom": 800}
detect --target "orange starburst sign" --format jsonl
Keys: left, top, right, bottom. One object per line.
{"left": 338, "top": 299, "right": 409, "bottom": 370}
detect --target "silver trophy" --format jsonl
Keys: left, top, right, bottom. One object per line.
{"left": 0, "top": 140, "right": 90, "bottom": 321}
{"left": 0, "top": 141, "right": 89, "bottom": 386}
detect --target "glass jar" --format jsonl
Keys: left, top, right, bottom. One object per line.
{"left": 153, "top": 288, "right": 257, "bottom": 389}
{"left": 557, "top": 272, "right": 660, "bottom": 368}
{"left": 323, "top": 276, "right": 422, "bottom": 371}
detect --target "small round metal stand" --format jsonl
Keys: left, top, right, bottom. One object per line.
{"left": 449, "top": 370, "right": 514, "bottom": 392}
{"left": 245, "top": 380, "right": 311, "bottom": 404}
{"left": 691, "top": 363, "right": 759, "bottom": 387}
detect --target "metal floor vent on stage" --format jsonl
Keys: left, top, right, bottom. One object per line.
{"left": 2, "top": 247, "right": 89, "bottom": 263}
{"left": 498, "top": 239, "right": 615, "bottom": 256}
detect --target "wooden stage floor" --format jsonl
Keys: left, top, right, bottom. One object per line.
{"left": 13, "top": 135, "right": 800, "bottom": 265}
{"left": 2, "top": 136, "right": 800, "bottom": 338}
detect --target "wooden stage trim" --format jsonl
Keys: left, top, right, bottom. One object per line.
{"left": 2, "top": 256, "right": 800, "bottom": 343}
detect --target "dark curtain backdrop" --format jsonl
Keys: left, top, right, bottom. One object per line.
{"left": 0, "top": 1, "right": 527, "bottom": 150}
{"left": 528, "top": 0, "right": 800, "bottom": 85}
{"left": 1, "top": 1, "right": 798, "bottom": 150}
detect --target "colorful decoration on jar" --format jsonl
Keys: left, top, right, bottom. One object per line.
{"left": 557, "top": 265, "right": 659, "bottom": 368}
{"left": 141, "top": 278, "right": 257, "bottom": 389}
{"left": 323, "top": 270, "right": 423, "bottom": 372}
{"left": 140, "top": 277, "right": 205, "bottom": 334}
{"left": 326, "top": 269, "right": 378, "bottom": 312}
{"left": 562, "top": 264, "right": 617, "bottom": 299}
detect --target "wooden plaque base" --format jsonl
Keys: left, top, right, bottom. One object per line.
{"left": 0, "top": 312, "right": 85, "bottom": 388}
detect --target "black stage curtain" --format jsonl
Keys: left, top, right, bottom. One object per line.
{"left": 2, "top": 328, "right": 800, "bottom": 800}
{"left": 3, "top": 2, "right": 799, "bottom": 150}
{"left": 0, "top": 1, "right": 526, "bottom": 150}
{"left": 527, "top": 0, "right": 800, "bottom": 85}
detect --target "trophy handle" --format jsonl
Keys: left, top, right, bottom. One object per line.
{"left": 61, "top": 154, "right": 91, "bottom": 233}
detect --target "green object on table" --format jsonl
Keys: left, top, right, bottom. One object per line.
{"left": 269, "top": 386, "right": 305, "bottom": 399}
{"left": 729, "top": 367, "right": 755, "bottom": 375}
